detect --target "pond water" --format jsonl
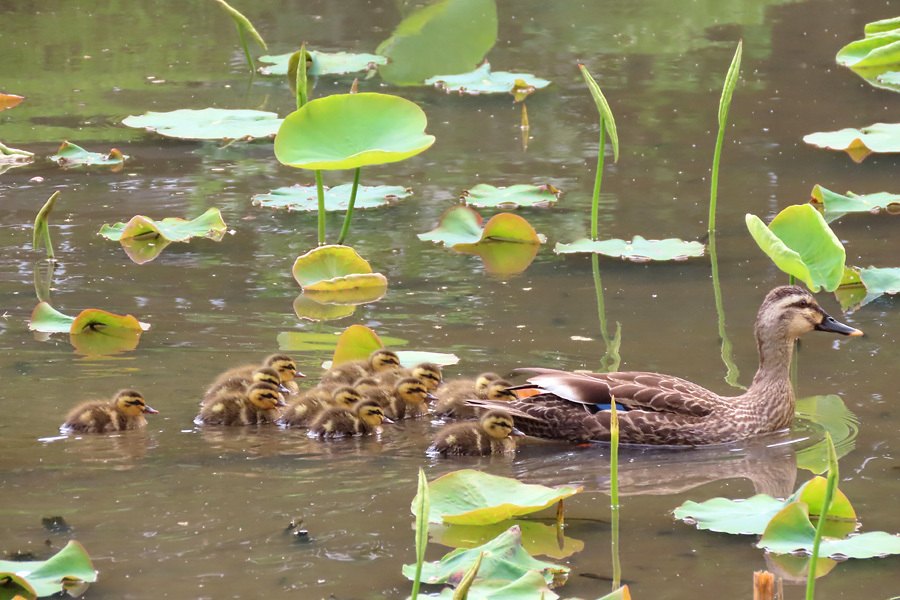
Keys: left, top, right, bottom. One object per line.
{"left": 2, "top": 0, "right": 899, "bottom": 598}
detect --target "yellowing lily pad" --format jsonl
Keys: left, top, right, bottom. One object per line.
{"left": 291, "top": 245, "right": 387, "bottom": 304}
{"left": 414, "top": 470, "right": 582, "bottom": 525}
{"left": 0, "top": 93, "right": 24, "bottom": 111}
{"left": 810, "top": 184, "right": 900, "bottom": 223}
{"left": 555, "top": 235, "right": 705, "bottom": 261}
{"left": 259, "top": 50, "right": 387, "bottom": 76}
{"left": 50, "top": 141, "right": 127, "bottom": 167}
{"left": 419, "top": 206, "right": 545, "bottom": 247}
{"left": 122, "top": 108, "right": 283, "bottom": 141}
{"left": 293, "top": 294, "right": 357, "bottom": 321}
{"left": 803, "top": 123, "right": 900, "bottom": 163}
{"left": 461, "top": 183, "right": 560, "bottom": 208}
{"left": 454, "top": 240, "right": 541, "bottom": 275}
{"left": 252, "top": 184, "right": 411, "bottom": 211}
{"left": 331, "top": 324, "right": 386, "bottom": 366}
{"left": 425, "top": 62, "right": 550, "bottom": 97}
{"left": 0, "top": 541, "right": 97, "bottom": 599}
{"left": 29, "top": 303, "right": 149, "bottom": 356}
{"left": 99, "top": 208, "right": 227, "bottom": 243}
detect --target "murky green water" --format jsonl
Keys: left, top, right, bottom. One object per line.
{"left": 2, "top": 0, "right": 899, "bottom": 598}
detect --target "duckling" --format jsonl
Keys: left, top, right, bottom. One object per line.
{"left": 374, "top": 362, "right": 443, "bottom": 392}
{"left": 380, "top": 377, "right": 437, "bottom": 420}
{"left": 434, "top": 372, "right": 501, "bottom": 406}
{"left": 320, "top": 349, "right": 401, "bottom": 387}
{"left": 431, "top": 409, "right": 524, "bottom": 456}
{"left": 309, "top": 398, "right": 392, "bottom": 438}
{"left": 196, "top": 382, "right": 287, "bottom": 426}
{"left": 212, "top": 354, "right": 304, "bottom": 395}
{"left": 279, "top": 386, "right": 362, "bottom": 428}
{"left": 61, "top": 390, "right": 158, "bottom": 434}
{"left": 434, "top": 378, "right": 515, "bottom": 420}
{"left": 201, "top": 366, "right": 290, "bottom": 406}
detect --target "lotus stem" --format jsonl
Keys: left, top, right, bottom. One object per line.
{"left": 337, "top": 167, "right": 361, "bottom": 245}
{"left": 315, "top": 170, "right": 326, "bottom": 245}
{"left": 805, "top": 433, "right": 838, "bottom": 600}
{"left": 236, "top": 24, "right": 254, "bottom": 72}
{"left": 610, "top": 400, "right": 621, "bottom": 589}
{"left": 592, "top": 254, "right": 621, "bottom": 372}
{"left": 708, "top": 232, "right": 743, "bottom": 389}
{"left": 708, "top": 118, "right": 726, "bottom": 234}
{"left": 591, "top": 124, "right": 606, "bottom": 240}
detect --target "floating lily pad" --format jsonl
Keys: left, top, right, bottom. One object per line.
{"left": 117, "top": 238, "right": 172, "bottom": 265}
{"left": 419, "top": 206, "right": 545, "bottom": 247}
{"left": 745, "top": 204, "right": 845, "bottom": 292}
{"left": 425, "top": 62, "right": 550, "bottom": 97}
{"left": 810, "top": 184, "right": 900, "bottom": 223}
{"left": 0, "top": 540, "right": 97, "bottom": 600}
{"left": 331, "top": 324, "right": 387, "bottom": 366}
{"left": 456, "top": 240, "right": 542, "bottom": 274}
{"left": 414, "top": 470, "right": 582, "bottom": 525}
{"left": 840, "top": 266, "right": 900, "bottom": 310}
{"left": 433, "top": 571, "right": 559, "bottom": 600}
{"left": 401, "top": 525, "right": 569, "bottom": 588}
{"left": 259, "top": 50, "right": 387, "bottom": 76}
{"left": 275, "top": 93, "right": 435, "bottom": 170}
{"left": 252, "top": 184, "right": 411, "bottom": 211}
{"left": 803, "top": 123, "right": 900, "bottom": 163}
{"left": 0, "top": 93, "right": 24, "bottom": 111}
{"left": 29, "top": 303, "right": 149, "bottom": 355}
{"left": 836, "top": 31, "right": 900, "bottom": 70}
{"left": 461, "top": 183, "right": 560, "bottom": 208}
{"left": 50, "top": 141, "right": 126, "bottom": 167}
{"left": 291, "top": 245, "right": 387, "bottom": 304}
{"left": 123, "top": 108, "right": 283, "bottom": 141}
{"left": 99, "top": 208, "right": 227, "bottom": 243}
{"left": 430, "top": 520, "right": 584, "bottom": 559}
{"left": 795, "top": 395, "right": 859, "bottom": 474}
{"left": 555, "top": 235, "right": 705, "bottom": 261}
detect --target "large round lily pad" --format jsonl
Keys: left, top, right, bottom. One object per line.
{"left": 554, "top": 236, "right": 705, "bottom": 261}
{"left": 123, "top": 108, "right": 283, "bottom": 141}
{"left": 252, "top": 184, "right": 411, "bottom": 211}
{"left": 274, "top": 93, "right": 435, "bottom": 170}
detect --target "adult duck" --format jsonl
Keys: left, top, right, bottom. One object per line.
{"left": 467, "top": 286, "right": 862, "bottom": 445}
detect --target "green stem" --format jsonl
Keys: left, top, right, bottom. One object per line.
{"left": 592, "top": 254, "right": 609, "bottom": 342}
{"left": 708, "top": 121, "right": 726, "bottom": 233}
{"left": 708, "top": 232, "right": 743, "bottom": 389}
{"left": 591, "top": 124, "right": 606, "bottom": 240}
{"left": 337, "top": 167, "right": 361, "bottom": 246}
{"left": 610, "top": 403, "right": 621, "bottom": 590}
{"left": 790, "top": 274, "right": 796, "bottom": 286}
{"left": 236, "top": 24, "right": 254, "bottom": 72}
{"left": 806, "top": 435, "right": 838, "bottom": 600}
{"left": 315, "top": 170, "right": 326, "bottom": 245}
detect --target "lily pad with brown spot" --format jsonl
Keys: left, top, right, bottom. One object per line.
{"left": 29, "top": 302, "right": 149, "bottom": 356}
{"left": 803, "top": 122, "right": 900, "bottom": 163}
{"left": 50, "top": 141, "right": 127, "bottom": 167}
{"left": 555, "top": 235, "right": 705, "bottom": 262}
{"left": 810, "top": 184, "right": 900, "bottom": 223}
{"left": 425, "top": 62, "right": 550, "bottom": 99}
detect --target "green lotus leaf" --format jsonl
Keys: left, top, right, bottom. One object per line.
{"left": 795, "top": 395, "right": 859, "bottom": 474}
{"left": 413, "top": 470, "right": 582, "bottom": 525}
{"left": 471, "top": 213, "right": 544, "bottom": 244}
{"left": 876, "top": 70, "right": 900, "bottom": 85}
{"left": 252, "top": 184, "right": 411, "bottom": 211}
{"left": 122, "top": 108, "right": 282, "bottom": 141}
{"left": 425, "top": 62, "right": 550, "bottom": 96}
{"left": 117, "top": 238, "right": 172, "bottom": 265}
{"left": 274, "top": 93, "right": 435, "bottom": 170}
{"left": 375, "top": 0, "right": 498, "bottom": 86}
{"left": 259, "top": 50, "right": 387, "bottom": 76}
{"left": 0, "top": 541, "right": 97, "bottom": 599}
{"left": 303, "top": 274, "right": 387, "bottom": 304}
{"left": 461, "top": 183, "right": 561, "bottom": 208}
{"left": 331, "top": 324, "right": 385, "bottom": 366}
{"left": 430, "top": 520, "right": 584, "bottom": 559}
{"left": 865, "top": 16, "right": 900, "bottom": 35}
{"left": 277, "top": 329, "right": 406, "bottom": 353}
{"left": 836, "top": 32, "right": 900, "bottom": 69}
{"left": 454, "top": 240, "right": 541, "bottom": 275}
{"left": 401, "top": 525, "right": 569, "bottom": 588}
{"left": 70, "top": 321, "right": 145, "bottom": 356}
{"left": 70, "top": 309, "right": 150, "bottom": 334}
{"left": 433, "top": 571, "right": 559, "bottom": 600}
{"left": 758, "top": 502, "right": 900, "bottom": 559}
{"left": 803, "top": 123, "right": 900, "bottom": 163}
{"left": 291, "top": 245, "right": 385, "bottom": 293}
{"left": 50, "top": 141, "right": 127, "bottom": 167}
{"left": 834, "top": 266, "right": 867, "bottom": 312}
{"left": 857, "top": 266, "right": 900, "bottom": 308}
{"left": 745, "top": 204, "right": 845, "bottom": 292}
{"left": 418, "top": 205, "right": 484, "bottom": 246}
{"left": 810, "top": 184, "right": 900, "bottom": 223}
{"left": 293, "top": 294, "right": 356, "bottom": 321}
{"left": 555, "top": 236, "right": 705, "bottom": 261}
{"left": 99, "top": 208, "right": 227, "bottom": 243}
{"left": 28, "top": 302, "right": 74, "bottom": 333}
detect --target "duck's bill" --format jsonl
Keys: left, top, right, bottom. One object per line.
{"left": 142, "top": 405, "right": 159, "bottom": 414}
{"left": 816, "top": 314, "right": 864, "bottom": 336}
{"left": 425, "top": 393, "right": 438, "bottom": 402}
{"left": 510, "top": 427, "right": 526, "bottom": 437}
{"left": 294, "top": 371, "right": 306, "bottom": 378}
{"left": 277, "top": 383, "right": 292, "bottom": 394}
{"left": 382, "top": 416, "right": 395, "bottom": 425}
{"left": 275, "top": 398, "right": 289, "bottom": 407}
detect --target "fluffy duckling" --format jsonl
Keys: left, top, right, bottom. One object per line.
{"left": 374, "top": 362, "right": 443, "bottom": 392}
{"left": 201, "top": 366, "right": 289, "bottom": 406}
{"left": 308, "top": 398, "right": 392, "bottom": 438}
{"left": 61, "top": 390, "right": 158, "bottom": 434}
{"left": 320, "top": 349, "right": 401, "bottom": 387}
{"left": 380, "top": 377, "right": 437, "bottom": 420}
{"left": 434, "top": 372, "right": 501, "bottom": 405}
{"left": 196, "top": 382, "right": 286, "bottom": 426}
{"left": 279, "top": 386, "right": 362, "bottom": 428}
{"left": 434, "top": 378, "right": 515, "bottom": 420}
{"left": 212, "top": 354, "right": 304, "bottom": 395}
{"left": 431, "top": 410, "right": 524, "bottom": 456}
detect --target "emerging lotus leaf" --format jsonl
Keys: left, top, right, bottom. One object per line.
{"left": 803, "top": 123, "right": 900, "bottom": 163}
{"left": 0, "top": 541, "right": 97, "bottom": 599}
{"left": 252, "top": 184, "right": 411, "bottom": 211}
{"left": 419, "top": 206, "right": 545, "bottom": 247}
{"left": 259, "top": 50, "right": 387, "bottom": 76}
{"left": 122, "top": 108, "right": 282, "bottom": 141}
{"left": 425, "top": 62, "right": 550, "bottom": 98}
{"left": 555, "top": 235, "right": 704, "bottom": 261}
{"left": 461, "top": 183, "right": 561, "bottom": 208}
{"left": 50, "top": 141, "right": 126, "bottom": 167}
{"left": 810, "top": 184, "right": 900, "bottom": 223}
{"left": 99, "top": 208, "right": 227, "bottom": 244}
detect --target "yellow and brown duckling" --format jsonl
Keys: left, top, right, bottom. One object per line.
{"left": 212, "top": 354, "right": 304, "bottom": 395}
{"left": 374, "top": 362, "right": 443, "bottom": 392}
{"left": 320, "top": 349, "right": 401, "bottom": 387}
{"left": 279, "top": 386, "right": 362, "bottom": 428}
{"left": 431, "top": 409, "right": 524, "bottom": 456}
{"left": 379, "top": 377, "right": 437, "bottom": 420}
{"left": 434, "top": 378, "right": 515, "bottom": 420}
{"left": 308, "top": 398, "right": 392, "bottom": 439}
{"left": 195, "top": 382, "right": 287, "bottom": 426}
{"left": 434, "top": 372, "right": 501, "bottom": 405}
{"left": 61, "top": 390, "right": 158, "bottom": 434}
{"left": 202, "top": 366, "right": 290, "bottom": 406}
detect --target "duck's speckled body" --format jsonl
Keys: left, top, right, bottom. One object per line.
{"left": 279, "top": 386, "right": 361, "bottom": 428}
{"left": 61, "top": 390, "right": 158, "bottom": 434}
{"left": 196, "top": 382, "right": 286, "bottom": 426}
{"left": 432, "top": 410, "right": 523, "bottom": 456}
{"left": 308, "top": 399, "right": 391, "bottom": 438}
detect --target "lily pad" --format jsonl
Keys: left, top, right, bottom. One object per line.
{"left": 555, "top": 236, "right": 705, "bottom": 261}
{"left": 745, "top": 204, "right": 845, "bottom": 292}
{"left": 433, "top": 571, "right": 559, "bottom": 600}
{"left": 430, "top": 520, "right": 584, "bottom": 559}
{"left": 803, "top": 123, "right": 900, "bottom": 163}
{"left": 259, "top": 50, "right": 387, "bottom": 76}
{"left": 252, "top": 184, "right": 411, "bottom": 211}
{"left": 836, "top": 32, "right": 900, "bottom": 70}
{"left": 419, "top": 206, "right": 545, "bottom": 247}
{"left": 122, "top": 108, "right": 283, "bottom": 141}
{"left": 99, "top": 208, "right": 227, "bottom": 243}
{"left": 461, "top": 183, "right": 560, "bottom": 208}
{"left": 331, "top": 324, "right": 387, "bottom": 367}
{"left": 425, "top": 62, "right": 550, "bottom": 96}
{"left": 795, "top": 395, "right": 859, "bottom": 474}
{"left": 401, "top": 525, "right": 569, "bottom": 588}
{"left": 29, "top": 303, "right": 149, "bottom": 355}
{"left": 858, "top": 266, "right": 900, "bottom": 305}
{"left": 0, "top": 540, "right": 97, "bottom": 599}
{"left": 50, "top": 141, "right": 126, "bottom": 167}
{"left": 455, "top": 240, "right": 542, "bottom": 275}
{"left": 810, "top": 184, "right": 900, "bottom": 223}
{"left": 275, "top": 93, "right": 435, "bottom": 170}
{"left": 414, "top": 470, "right": 582, "bottom": 525}
{"left": 291, "top": 245, "right": 387, "bottom": 304}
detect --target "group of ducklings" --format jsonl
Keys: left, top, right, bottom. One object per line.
{"left": 60, "top": 350, "right": 525, "bottom": 456}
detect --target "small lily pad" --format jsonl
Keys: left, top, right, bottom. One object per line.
{"left": 461, "top": 183, "right": 560, "bottom": 208}
{"left": 0, "top": 540, "right": 97, "bottom": 599}
{"left": 99, "top": 208, "right": 226, "bottom": 243}
{"left": 292, "top": 245, "right": 387, "bottom": 304}
{"left": 425, "top": 62, "right": 550, "bottom": 97}
{"left": 803, "top": 123, "right": 900, "bottom": 163}
{"left": 810, "top": 184, "right": 900, "bottom": 223}
{"left": 259, "top": 50, "right": 387, "bottom": 76}
{"left": 855, "top": 266, "right": 900, "bottom": 308}
{"left": 419, "top": 206, "right": 545, "bottom": 247}
{"left": 414, "top": 470, "right": 582, "bottom": 525}
{"left": 29, "top": 302, "right": 149, "bottom": 356}
{"left": 122, "top": 108, "right": 283, "bottom": 141}
{"left": 555, "top": 235, "right": 705, "bottom": 261}
{"left": 252, "top": 184, "right": 411, "bottom": 211}
{"left": 50, "top": 141, "right": 127, "bottom": 167}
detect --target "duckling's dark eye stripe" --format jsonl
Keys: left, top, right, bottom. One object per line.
{"left": 125, "top": 400, "right": 144, "bottom": 406}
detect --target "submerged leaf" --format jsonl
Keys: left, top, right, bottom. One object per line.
{"left": 252, "top": 184, "right": 411, "bottom": 211}
{"left": 259, "top": 50, "right": 387, "bottom": 76}
{"left": 0, "top": 541, "right": 97, "bottom": 598}
{"left": 50, "top": 141, "right": 127, "bottom": 167}
{"left": 810, "top": 184, "right": 900, "bottom": 223}
{"left": 99, "top": 208, "right": 226, "bottom": 243}
{"left": 425, "top": 62, "right": 550, "bottom": 96}
{"left": 555, "top": 236, "right": 704, "bottom": 261}
{"left": 461, "top": 183, "right": 561, "bottom": 208}
{"left": 123, "top": 108, "right": 282, "bottom": 141}
{"left": 803, "top": 123, "right": 900, "bottom": 163}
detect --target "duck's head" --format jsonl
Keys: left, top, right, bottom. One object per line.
{"left": 356, "top": 399, "right": 392, "bottom": 426}
{"left": 481, "top": 410, "right": 524, "bottom": 440}
{"left": 265, "top": 354, "right": 305, "bottom": 383}
{"left": 114, "top": 390, "right": 158, "bottom": 416}
{"left": 758, "top": 286, "right": 863, "bottom": 341}
{"left": 412, "top": 363, "right": 442, "bottom": 391}
{"left": 475, "top": 372, "right": 502, "bottom": 395}
{"left": 485, "top": 380, "right": 517, "bottom": 402}
{"left": 246, "top": 382, "right": 287, "bottom": 410}
{"left": 352, "top": 377, "right": 380, "bottom": 394}
{"left": 395, "top": 378, "right": 437, "bottom": 405}
{"left": 253, "top": 367, "right": 292, "bottom": 394}
{"left": 332, "top": 386, "right": 362, "bottom": 408}
{"left": 369, "top": 349, "right": 401, "bottom": 372}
